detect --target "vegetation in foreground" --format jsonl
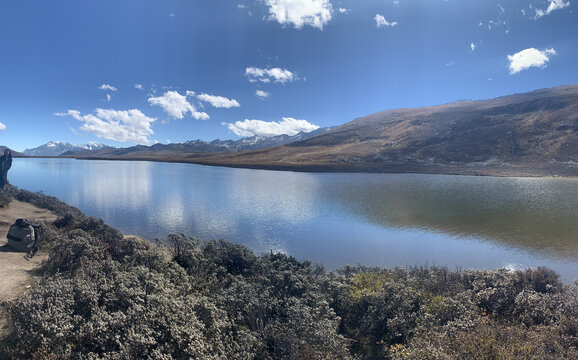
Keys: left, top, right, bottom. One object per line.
{"left": 0, "top": 188, "right": 576, "bottom": 359}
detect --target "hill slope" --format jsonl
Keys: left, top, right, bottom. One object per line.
{"left": 188, "top": 85, "right": 578, "bottom": 176}
{"left": 0, "top": 146, "right": 23, "bottom": 157}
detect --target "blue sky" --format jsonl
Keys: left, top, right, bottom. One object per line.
{"left": 0, "top": 0, "right": 576, "bottom": 151}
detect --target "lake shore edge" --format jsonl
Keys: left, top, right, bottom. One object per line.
{"left": 18, "top": 155, "right": 578, "bottom": 178}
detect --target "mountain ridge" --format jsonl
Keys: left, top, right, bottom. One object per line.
{"left": 59, "top": 127, "right": 333, "bottom": 157}
{"left": 23, "top": 141, "right": 106, "bottom": 157}
{"left": 183, "top": 85, "right": 578, "bottom": 176}
{"left": 31, "top": 85, "right": 578, "bottom": 177}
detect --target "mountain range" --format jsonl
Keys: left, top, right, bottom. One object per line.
{"left": 186, "top": 85, "right": 577, "bottom": 176}
{"left": 58, "top": 127, "right": 332, "bottom": 157}
{"left": 23, "top": 141, "right": 106, "bottom": 157}
{"left": 17, "top": 85, "right": 578, "bottom": 177}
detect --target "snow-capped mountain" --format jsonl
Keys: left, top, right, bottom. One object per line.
{"left": 64, "top": 127, "right": 333, "bottom": 157}
{"left": 23, "top": 141, "right": 106, "bottom": 156}
{"left": 183, "top": 128, "right": 333, "bottom": 152}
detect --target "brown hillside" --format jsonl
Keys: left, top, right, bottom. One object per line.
{"left": 69, "top": 85, "right": 578, "bottom": 176}
{"left": 186, "top": 85, "right": 578, "bottom": 176}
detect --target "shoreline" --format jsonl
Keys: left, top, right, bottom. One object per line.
{"left": 17, "top": 155, "right": 578, "bottom": 178}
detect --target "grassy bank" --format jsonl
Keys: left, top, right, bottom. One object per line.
{"left": 0, "top": 188, "right": 576, "bottom": 359}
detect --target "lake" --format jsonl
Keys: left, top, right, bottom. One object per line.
{"left": 11, "top": 158, "right": 578, "bottom": 283}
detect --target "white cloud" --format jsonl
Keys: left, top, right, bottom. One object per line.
{"left": 0, "top": 122, "right": 5, "bottom": 131}
{"left": 106, "top": 94, "right": 112, "bottom": 102}
{"left": 507, "top": 48, "right": 557, "bottom": 74}
{"left": 56, "top": 109, "right": 156, "bottom": 145}
{"left": 265, "top": 0, "right": 333, "bottom": 30}
{"left": 134, "top": 84, "right": 144, "bottom": 90}
{"left": 256, "top": 90, "right": 270, "bottom": 99}
{"left": 148, "top": 90, "right": 209, "bottom": 120}
{"left": 226, "top": 117, "right": 320, "bottom": 137}
{"left": 99, "top": 84, "right": 117, "bottom": 91}
{"left": 446, "top": 60, "right": 456, "bottom": 66}
{"left": 338, "top": 8, "right": 349, "bottom": 14}
{"left": 535, "top": 0, "right": 570, "bottom": 18}
{"left": 470, "top": 42, "right": 477, "bottom": 52}
{"left": 197, "top": 93, "right": 240, "bottom": 108}
{"left": 170, "top": 12, "right": 176, "bottom": 18}
{"left": 245, "top": 67, "right": 296, "bottom": 83}
{"left": 375, "top": 14, "right": 397, "bottom": 27}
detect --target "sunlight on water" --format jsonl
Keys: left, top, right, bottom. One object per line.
{"left": 80, "top": 160, "right": 153, "bottom": 210}
{"left": 10, "top": 158, "right": 578, "bottom": 283}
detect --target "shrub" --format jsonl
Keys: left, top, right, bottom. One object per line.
{"left": 53, "top": 213, "right": 76, "bottom": 229}
{"left": 38, "top": 229, "right": 107, "bottom": 276}
{"left": 395, "top": 320, "right": 578, "bottom": 360}
{"left": 202, "top": 239, "right": 259, "bottom": 277}
{"left": 517, "top": 266, "right": 563, "bottom": 294}
{"left": 0, "top": 191, "right": 13, "bottom": 207}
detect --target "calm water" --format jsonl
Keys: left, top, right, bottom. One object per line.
{"left": 11, "top": 158, "right": 578, "bottom": 283}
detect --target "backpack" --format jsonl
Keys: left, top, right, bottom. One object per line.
{"left": 6, "top": 218, "right": 41, "bottom": 257}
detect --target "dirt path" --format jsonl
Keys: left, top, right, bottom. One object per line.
{"left": 0, "top": 200, "right": 57, "bottom": 303}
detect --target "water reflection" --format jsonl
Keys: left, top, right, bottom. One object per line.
{"left": 79, "top": 161, "right": 153, "bottom": 210}
{"left": 183, "top": 166, "right": 319, "bottom": 254}
{"left": 326, "top": 174, "right": 578, "bottom": 259}
{"left": 225, "top": 168, "right": 318, "bottom": 224}
{"left": 10, "top": 159, "right": 578, "bottom": 282}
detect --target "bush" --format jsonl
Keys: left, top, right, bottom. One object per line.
{"left": 394, "top": 320, "right": 578, "bottom": 360}
{"left": 334, "top": 266, "right": 577, "bottom": 359}
{"left": 0, "top": 191, "right": 13, "bottom": 207}
{"left": 53, "top": 213, "right": 76, "bottom": 229}
{"left": 517, "top": 266, "right": 563, "bottom": 294}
